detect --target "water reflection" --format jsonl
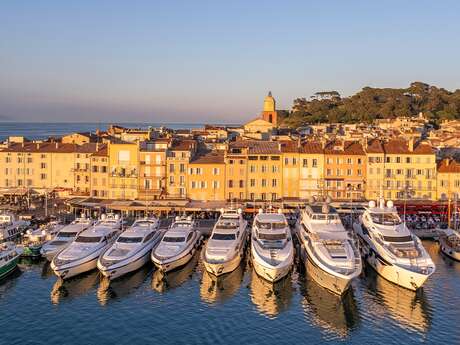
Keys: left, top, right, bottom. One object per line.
{"left": 200, "top": 264, "right": 244, "bottom": 304}
{"left": 299, "top": 271, "right": 359, "bottom": 339}
{"left": 51, "top": 271, "right": 100, "bottom": 304}
{"left": 249, "top": 268, "right": 293, "bottom": 318}
{"left": 0, "top": 268, "right": 21, "bottom": 298}
{"left": 97, "top": 265, "right": 153, "bottom": 305}
{"left": 363, "top": 266, "right": 431, "bottom": 333}
{"left": 151, "top": 251, "right": 199, "bottom": 293}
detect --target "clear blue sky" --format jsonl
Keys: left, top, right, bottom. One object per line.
{"left": 1, "top": 1, "right": 459, "bottom": 123}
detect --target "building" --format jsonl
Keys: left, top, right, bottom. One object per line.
{"left": 89, "top": 145, "right": 109, "bottom": 198}
{"left": 166, "top": 139, "right": 197, "bottom": 199}
{"left": 188, "top": 150, "right": 226, "bottom": 201}
{"left": 138, "top": 139, "right": 169, "bottom": 201}
{"left": 437, "top": 158, "right": 460, "bottom": 200}
{"left": 107, "top": 141, "right": 140, "bottom": 200}
{"left": 381, "top": 139, "right": 436, "bottom": 201}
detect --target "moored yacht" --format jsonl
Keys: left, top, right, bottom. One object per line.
{"left": 202, "top": 208, "right": 248, "bottom": 276}
{"left": 0, "top": 242, "right": 22, "bottom": 279}
{"left": 353, "top": 199, "right": 435, "bottom": 290}
{"left": 22, "top": 221, "right": 66, "bottom": 257}
{"left": 0, "top": 213, "right": 30, "bottom": 242}
{"left": 40, "top": 216, "right": 93, "bottom": 261}
{"left": 439, "top": 228, "right": 460, "bottom": 260}
{"left": 51, "top": 214, "right": 122, "bottom": 279}
{"left": 151, "top": 216, "right": 202, "bottom": 272}
{"left": 251, "top": 210, "right": 294, "bottom": 282}
{"left": 295, "top": 203, "right": 362, "bottom": 295}
{"left": 98, "top": 217, "right": 163, "bottom": 280}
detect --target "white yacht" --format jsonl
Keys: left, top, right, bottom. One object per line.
{"left": 439, "top": 228, "right": 460, "bottom": 260}
{"left": 98, "top": 217, "right": 163, "bottom": 280}
{"left": 151, "top": 216, "right": 202, "bottom": 272}
{"left": 295, "top": 203, "right": 362, "bottom": 295}
{"left": 0, "top": 213, "right": 30, "bottom": 242}
{"left": 51, "top": 214, "right": 122, "bottom": 279}
{"left": 202, "top": 209, "right": 248, "bottom": 276}
{"left": 251, "top": 210, "right": 294, "bottom": 282}
{"left": 353, "top": 199, "right": 435, "bottom": 290}
{"left": 22, "top": 221, "right": 66, "bottom": 257}
{"left": 0, "top": 242, "right": 22, "bottom": 280}
{"left": 40, "top": 216, "right": 93, "bottom": 261}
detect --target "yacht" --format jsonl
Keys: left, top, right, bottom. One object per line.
{"left": 202, "top": 208, "right": 248, "bottom": 276}
{"left": 0, "top": 242, "right": 22, "bottom": 279}
{"left": 295, "top": 203, "right": 362, "bottom": 295}
{"left": 250, "top": 210, "right": 294, "bottom": 282}
{"left": 151, "top": 216, "right": 202, "bottom": 272}
{"left": 51, "top": 214, "right": 122, "bottom": 279}
{"left": 22, "top": 221, "right": 66, "bottom": 257}
{"left": 439, "top": 228, "right": 460, "bottom": 260}
{"left": 353, "top": 199, "right": 435, "bottom": 290}
{"left": 0, "top": 213, "right": 29, "bottom": 242}
{"left": 40, "top": 216, "right": 93, "bottom": 261}
{"left": 98, "top": 217, "right": 163, "bottom": 280}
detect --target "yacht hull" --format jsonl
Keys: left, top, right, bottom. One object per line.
{"left": 439, "top": 238, "right": 460, "bottom": 261}
{"left": 202, "top": 250, "right": 242, "bottom": 277}
{"left": 300, "top": 244, "right": 353, "bottom": 295}
{"left": 99, "top": 251, "right": 151, "bottom": 280}
{"left": 152, "top": 248, "right": 196, "bottom": 273}
{"left": 51, "top": 256, "right": 99, "bottom": 280}
{"left": 252, "top": 258, "right": 291, "bottom": 283}
{"left": 359, "top": 237, "right": 431, "bottom": 291}
{"left": 0, "top": 257, "right": 19, "bottom": 280}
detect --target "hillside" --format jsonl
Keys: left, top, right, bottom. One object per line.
{"left": 281, "top": 82, "right": 460, "bottom": 128}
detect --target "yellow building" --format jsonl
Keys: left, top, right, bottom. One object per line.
{"left": 138, "top": 139, "right": 169, "bottom": 201}
{"left": 0, "top": 142, "right": 75, "bottom": 193}
{"left": 89, "top": 145, "right": 109, "bottom": 198}
{"left": 381, "top": 139, "right": 436, "bottom": 201}
{"left": 298, "top": 142, "right": 324, "bottom": 200}
{"left": 365, "top": 139, "right": 386, "bottom": 200}
{"left": 108, "top": 141, "right": 139, "bottom": 200}
{"left": 188, "top": 151, "right": 226, "bottom": 201}
{"left": 225, "top": 143, "right": 248, "bottom": 201}
{"left": 437, "top": 158, "right": 460, "bottom": 200}
{"left": 166, "top": 139, "right": 197, "bottom": 199}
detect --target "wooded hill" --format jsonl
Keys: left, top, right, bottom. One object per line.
{"left": 281, "top": 82, "right": 460, "bottom": 128}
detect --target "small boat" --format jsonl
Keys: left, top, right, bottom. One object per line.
{"left": 202, "top": 208, "right": 248, "bottom": 276}
{"left": 295, "top": 202, "right": 362, "bottom": 295}
{"left": 22, "top": 221, "right": 66, "bottom": 257}
{"left": 353, "top": 199, "right": 435, "bottom": 290}
{"left": 40, "top": 216, "right": 93, "bottom": 261}
{"left": 0, "top": 213, "right": 30, "bottom": 242}
{"left": 439, "top": 228, "right": 460, "bottom": 260}
{"left": 0, "top": 242, "right": 22, "bottom": 280}
{"left": 151, "top": 216, "right": 202, "bottom": 273}
{"left": 51, "top": 214, "right": 122, "bottom": 279}
{"left": 250, "top": 209, "right": 294, "bottom": 282}
{"left": 98, "top": 217, "right": 163, "bottom": 280}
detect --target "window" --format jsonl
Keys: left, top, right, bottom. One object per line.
{"left": 272, "top": 179, "right": 277, "bottom": 187}
{"left": 239, "top": 180, "right": 244, "bottom": 188}
{"left": 40, "top": 173, "right": 46, "bottom": 180}
{"left": 312, "top": 159, "right": 317, "bottom": 168}
{"left": 40, "top": 162, "right": 47, "bottom": 169}
{"left": 406, "top": 157, "right": 411, "bottom": 164}
{"left": 272, "top": 165, "right": 277, "bottom": 173}
{"left": 303, "top": 159, "right": 308, "bottom": 167}
{"left": 285, "top": 158, "right": 289, "bottom": 165}
{"left": 293, "top": 158, "right": 297, "bottom": 165}
{"left": 213, "top": 168, "right": 219, "bottom": 175}
{"left": 271, "top": 156, "right": 280, "bottom": 161}
{"left": 228, "top": 180, "right": 233, "bottom": 188}
{"left": 169, "top": 164, "right": 174, "bottom": 173}
{"left": 250, "top": 179, "right": 256, "bottom": 187}
{"left": 213, "top": 181, "right": 219, "bottom": 188}
{"left": 250, "top": 165, "right": 256, "bottom": 173}
{"left": 261, "top": 179, "right": 267, "bottom": 187}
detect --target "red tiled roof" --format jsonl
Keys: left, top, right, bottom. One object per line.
{"left": 324, "top": 140, "right": 365, "bottom": 155}
{"left": 438, "top": 158, "right": 460, "bottom": 173}
{"left": 383, "top": 139, "right": 434, "bottom": 154}
{"left": 190, "top": 150, "right": 225, "bottom": 164}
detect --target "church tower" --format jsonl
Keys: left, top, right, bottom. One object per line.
{"left": 261, "top": 91, "right": 277, "bottom": 126}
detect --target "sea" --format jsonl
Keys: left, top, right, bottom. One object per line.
{"left": 1, "top": 242, "right": 460, "bottom": 345}
{"left": 1, "top": 123, "right": 460, "bottom": 344}
{"left": 0, "top": 122, "right": 212, "bottom": 141}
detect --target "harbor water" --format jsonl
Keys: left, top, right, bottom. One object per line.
{"left": 1, "top": 241, "right": 460, "bottom": 345}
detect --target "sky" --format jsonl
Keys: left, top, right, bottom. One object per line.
{"left": 1, "top": 1, "right": 460, "bottom": 123}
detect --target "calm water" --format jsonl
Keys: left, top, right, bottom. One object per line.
{"left": 0, "top": 122, "right": 228, "bottom": 141}
{"left": 1, "top": 241, "right": 460, "bottom": 345}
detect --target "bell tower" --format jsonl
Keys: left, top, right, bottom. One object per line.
{"left": 261, "top": 91, "right": 277, "bottom": 126}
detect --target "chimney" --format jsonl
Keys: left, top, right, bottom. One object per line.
{"left": 320, "top": 137, "right": 327, "bottom": 149}
{"left": 408, "top": 137, "right": 414, "bottom": 152}
{"left": 55, "top": 142, "right": 59, "bottom": 149}
{"left": 96, "top": 142, "right": 99, "bottom": 151}
{"left": 36, "top": 143, "right": 39, "bottom": 149}
{"left": 446, "top": 158, "right": 450, "bottom": 166}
